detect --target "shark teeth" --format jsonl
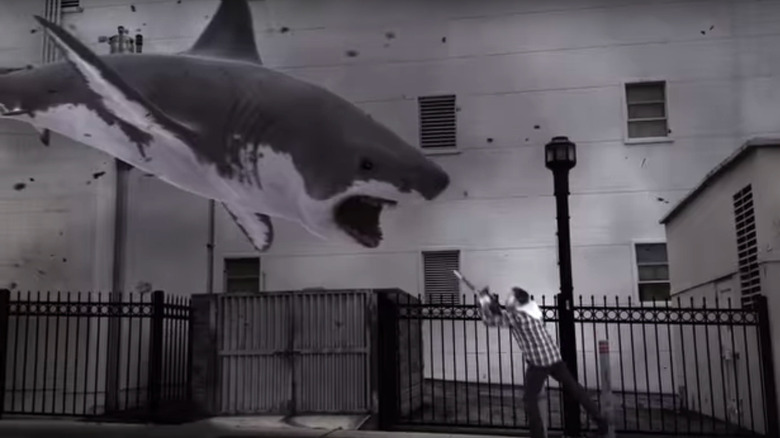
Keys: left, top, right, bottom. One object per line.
{"left": 334, "top": 195, "right": 397, "bottom": 248}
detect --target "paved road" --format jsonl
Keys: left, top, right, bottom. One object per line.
{"left": 0, "top": 418, "right": 752, "bottom": 438}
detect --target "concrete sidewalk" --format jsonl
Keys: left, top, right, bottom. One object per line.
{"left": 0, "top": 417, "right": 514, "bottom": 438}
{"left": 0, "top": 417, "right": 748, "bottom": 438}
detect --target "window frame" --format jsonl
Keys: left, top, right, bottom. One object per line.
{"left": 631, "top": 240, "right": 672, "bottom": 302}
{"left": 223, "top": 256, "right": 262, "bottom": 293}
{"left": 622, "top": 79, "right": 673, "bottom": 145}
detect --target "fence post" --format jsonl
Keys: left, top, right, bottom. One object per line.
{"left": 557, "top": 294, "right": 581, "bottom": 436}
{"left": 756, "top": 295, "right": 780, "bottom": 437}
{"left": 598, "top": 340, "right": 615, "bottom": 438}
{"left": 186, "top": 300, "right": 194, "bottom": 403}
{"left": 147, "top": 290, "right": 165, "bottom": 420}
{"left": 0, "top": 289, "right": 10, "bottom": 419}
{"left": 190, "top": 294, "right": 219, "bottom": 415}
{"left": 104, "top": 291, "right": 122, "bottom": 413}
{"left": 376, "top": 292, "right": 399, "bottom": 429}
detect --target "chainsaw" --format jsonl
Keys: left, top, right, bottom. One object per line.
{"left": 453, "top": 270, "right": 497, "bottom": 304}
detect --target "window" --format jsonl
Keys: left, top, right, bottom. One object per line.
{"left": 422, "top": 250, "right": 460, "bottom": 305}
{"left": 418, "top": 94, "right": 457, "bottom": 150}
{"left": 635, "top": 243, "right": 671, "bottom": 301}
{"left": 734, "top": 184, "right": 760, "bottom": 308}
{"left": 625, "top": 81, "right": 668, "bottom": 139}
{"left": 224, "top": 257, "right": 260, "bottom": 293}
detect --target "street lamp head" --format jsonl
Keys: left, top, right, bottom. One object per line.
{"left": 544, "top": 136, "right": 577, "bottom": 171}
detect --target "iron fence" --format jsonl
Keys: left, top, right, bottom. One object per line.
{"left": 0, "top": 289, "right": 191, "bottom": 421}
{"left": 385, "top": 293, "right": 777, "bottom": 436}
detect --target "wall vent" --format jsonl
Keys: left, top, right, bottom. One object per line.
{"left": 733, "top": 184, "right": 760, "bottom": 308}
{"left": 61, "top": 0, "right": 82, "bottom": 10}
{"left": 422, "top": 250, "right": 460, "bottom": 305}
{"left": 418, "top": 94, "right": 457, "bottom": 150}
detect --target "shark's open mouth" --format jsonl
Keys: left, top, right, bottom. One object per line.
{"left": 334, "top": 195, "right": 398, "bottom": 248}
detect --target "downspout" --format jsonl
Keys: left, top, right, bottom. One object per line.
{"left": 207, "top": 199, "right": 215, "bottom": 294}
{"left": 110, "top": 161, "right": 130, "bottom": 294}
{"left": 106, "top": 28, "right": 140, "bottom": 414}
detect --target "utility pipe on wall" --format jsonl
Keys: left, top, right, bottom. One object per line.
{"left": 105, "top": 25, "right": 140, "bottom": 414}
{"left": 207, "top": 199, "right": 215, "bottom": 294}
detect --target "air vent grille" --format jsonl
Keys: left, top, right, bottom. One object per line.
{"left": 418, "top": 94, "right": 457, "bottom": 150}
{"left": 733, "top": 184, "right": 760, "bottom": 308}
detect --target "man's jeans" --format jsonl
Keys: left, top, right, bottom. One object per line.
{"left": 523, "top": 360, "right": 606, "bottom": 438}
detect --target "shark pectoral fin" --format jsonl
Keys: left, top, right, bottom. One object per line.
{"left": 223, "top": 203, "right": 274, "bottom": 252}
{"left": 33, "top": 16, "right": 197, "bottom": 145}
{"left": 184, "top": 0, "right": 262, "bottom": 64}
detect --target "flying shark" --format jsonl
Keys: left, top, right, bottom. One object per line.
{"left": 0, "top": 0, "right": 450, "bottom": 251}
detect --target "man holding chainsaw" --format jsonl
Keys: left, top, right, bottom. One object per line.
{"left": 455, "top": 271, "right": 610, "bottom": 438}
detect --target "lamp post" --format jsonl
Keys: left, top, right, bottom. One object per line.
{"left": 545, "top": 136, "right": 580, "bottom": 437}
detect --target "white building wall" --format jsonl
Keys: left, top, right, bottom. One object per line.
{"left": 752, "top": 148, "right": 780, "bottom": 427}
{"left": 6, "top": 0, "right": 780, "bottom": 401}
{"left": 663, "top": 147, "right": 780, "bottom": 432}
{"left": 60, "top": 0, "right": 780, "bottom": 300}
{"left": 0, "top": 0, "right": 117, "bottom": 294}
{"left": 664, "top": 155, "right": 756, "bottom": 295}
{"left": 0, "top": 0, "right": 121, "bottom": 415}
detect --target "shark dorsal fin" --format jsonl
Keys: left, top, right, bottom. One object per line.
{"left": 185, "top": 0, "right": 261, "bottom": 63}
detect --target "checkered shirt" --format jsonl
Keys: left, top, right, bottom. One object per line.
{"left": 478, "top": 298, "right": 563, "bottom": 367}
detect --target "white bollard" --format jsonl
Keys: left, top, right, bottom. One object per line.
{"left": 598, "top": 340, "right": 616, "bottom": 438}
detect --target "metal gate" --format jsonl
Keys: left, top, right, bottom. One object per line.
{"left": 216, "top": 290, "right": 371, "bottom": 415}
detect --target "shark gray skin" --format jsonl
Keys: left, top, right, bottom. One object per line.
{"left": 0, "top": 0, "right": 450, "bottom": 251}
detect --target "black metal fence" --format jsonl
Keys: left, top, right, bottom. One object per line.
{"left": 0, "top": 289, "right": 191, "bottom": 421}
{"left": 385, "top": 293, "right": 778, "bottom": 436}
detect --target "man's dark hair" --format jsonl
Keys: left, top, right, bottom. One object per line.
{"left": 512, "top": 287, "right": 530, "bottom": 305}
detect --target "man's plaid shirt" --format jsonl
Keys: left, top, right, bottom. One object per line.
{"left": 478, "top": 298, "right": 562, "bottom": 367}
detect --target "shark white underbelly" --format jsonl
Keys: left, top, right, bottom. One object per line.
{"left": 18, "top": 104, "right": 227, "bottom": 201}
{"left": 0, "top": 0, "right": 450, "bottom": 253}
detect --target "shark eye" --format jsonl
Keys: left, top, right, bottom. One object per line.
{"left": 360, "top": 158, "right": 375, "bottom": 172}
